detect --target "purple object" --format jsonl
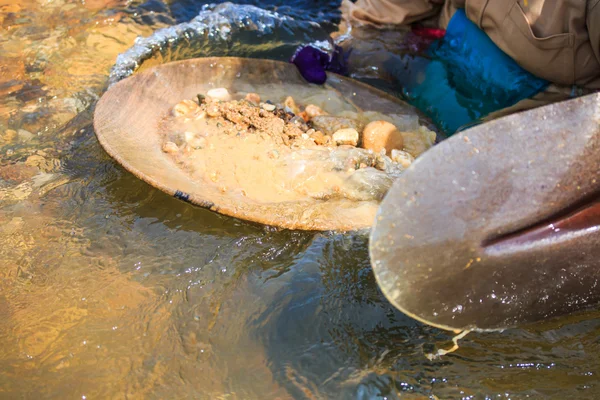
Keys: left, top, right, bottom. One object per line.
{"left": 290, "top": 44, "right": 352, "bottom": 84}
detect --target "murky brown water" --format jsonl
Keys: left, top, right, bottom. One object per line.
{"left": 1, "top": 1, "right": 599, "bottom": 398}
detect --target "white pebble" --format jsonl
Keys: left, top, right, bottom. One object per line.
{"left": 391, "top": 149, "right": 415, "bottom": 168}
{"left": 206, "top": 88, "right": 231, "bottom": 101}
{"left": 261, "top": 102, "right": 276, "bottom": 112}
{"left": 332, "top": 128, "right": 359, "bottom": 146}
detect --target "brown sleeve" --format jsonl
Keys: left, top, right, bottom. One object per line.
{"left": 346, "top": 0, "right": 441, "bottom": 26}
{"left": 438, "top": 0, "right": 464, "bottom": 28}
{"left": 589, "top": 0, "right": 600, "bottom": 65}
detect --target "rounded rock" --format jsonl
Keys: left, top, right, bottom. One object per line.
{"left": 261, "top": 103, "right": 276, "bottom": 112}
{"left": 207, "top": 88, "right": 231, "bottom": 101}
{"left": 362, "top": 120, "right": 404, "bottom": 155}
{"left": 245, "top": 92, "right": 260, "bottom": 104}
{"left": 172, "top": 99, "right": 199, "bottom": 117}
{"left": 304, "top": 104, "right": 327, "bottom": 119}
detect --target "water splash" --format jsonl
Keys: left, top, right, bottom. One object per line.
{"left": 109, "top": 3, "right": 331, "bottom": 86}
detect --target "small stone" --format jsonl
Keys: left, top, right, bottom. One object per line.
{"left": 332, "top": 128, "right": 359, "bottom": 147}
{"left": 245, "top": 92, "right": 260, "bottom": 104}
{"left": 391, "top": 149, "right": 415, "bottom": 169}
{"left": 162, "top": 141, "right": 179, "bottom": 154}
{"left": 298, "top": 111, "right": 310, "bottom": 122}
{"left": 284, "top": 96, "right": 300, "bottom": 114}
{"left": 25, "top": 155, "right": 45, "bottom": 167}
{"left": 304, "top": 104, "right": 327, "bottom": 118}
{"left": 261, "top": 103, "right": 276, "bottom": 112}
{"left": 310, "top": 115, "right": 363, "bottom": 136}
{"left": 3, "top": 129, "right": 17, "bottom": 143}
{"left": 310, "top": 130, "right": 329, "bottom": 145}
{"left": 172, "top": 100, "right": 199, "bottom": 117}
{"left": 206, "top": 104, "right": 221, "bottom": 117}
{"left": 18, "top": 129, "right": 34, "bottom": 142}
{"left": 207, "top": 88, "right": 231, "bottom": 101}
{"left": 362, "top": 120, "right": 404, "bottom": 156}
{"left": 0, "top": 163, "right": 38, "bottom": 182}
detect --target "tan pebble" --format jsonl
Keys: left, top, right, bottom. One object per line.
{"left": 391, "top": 149, "right": 415, "bottom": 169}
{"left": 172, "top": 100, "right": 199, "bottom": 117}
{"left": 261, "top": 102, "right": 276, "bottom": 112}
{"left": 310, "top": 130, "right": 329, "bottom": 145}
{"left": 304, "top": 104, "right": 327, "bottom": 118}
{"left": 18, "top": 129, "right": 34, "bottom": 142}
{"left": 25, "top": 154, "right": 45, "bottom": 167}
{"left": 209, "top": 171, "right": 219, "bottom": 182}
{"left": 3, "top": 129, "right": 17, "bottom": 143}
{"left": 206, "top": 104, "right": 221, "bottom": 117}
{"left": 245, "top": 92, "right": 260, "bottom": 104}
{"left": 298, "top": 111, "right": 310, "bottom": 122}
{"left": 284, "top": 96, "right": 300, "bottom": 114}
{"left": 207, "top": 88, "right": 231, "bottom": 101}
{"left": 362, "top": 120, "right": 404, "bottom": 156}
{"left": 162, "top": 141, "right": 179, "bottom": 154}
{"left": 332, "top": 128, "right": 359, "bottom": 146}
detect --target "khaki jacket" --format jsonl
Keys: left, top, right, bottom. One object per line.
{"left": 345, "top": 0, "right": 600, "bottom": 89}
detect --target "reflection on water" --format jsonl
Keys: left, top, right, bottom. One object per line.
{"left": 1, "top": 0, "right": 599, "bottom": 398}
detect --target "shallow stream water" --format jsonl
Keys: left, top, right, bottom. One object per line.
{"left": 1, "top": 1, "right": 599, "bottom": 398}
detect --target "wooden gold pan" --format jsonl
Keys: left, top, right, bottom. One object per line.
{"left": 94, "top": 57, "right": 430, "bottom": 231}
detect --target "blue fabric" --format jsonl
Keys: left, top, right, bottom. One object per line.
{"left": 404, "top": 9, "right": 549, "bottom": 135}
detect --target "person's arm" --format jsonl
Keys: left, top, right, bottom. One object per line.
{"left": 343, "top": 0, "right": 442, "bottom": 26}
{"left": 589, "top": 1, "right": 600, "bottom": 66}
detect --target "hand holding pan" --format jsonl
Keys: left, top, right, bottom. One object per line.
{"left": 370, "top": 93, "right": 600, "bottom": 332}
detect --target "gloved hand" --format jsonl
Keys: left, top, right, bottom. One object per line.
{"left": 289, "top": 41, "right": 352, "bottom": 85}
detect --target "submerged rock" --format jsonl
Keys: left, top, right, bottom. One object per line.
{"left": 310, "top": 115, "right": 362, "bottom": 136}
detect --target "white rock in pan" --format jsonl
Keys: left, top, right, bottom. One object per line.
{"left": 332, "top": 128, "right": 359, "bottom": 147}
{"left": 206, "top": 88, "right": 232, "bottom": 101}
{"left": 391, "top": 149, "right": 415, "bottom": 169}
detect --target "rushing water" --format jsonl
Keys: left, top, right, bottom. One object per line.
{"left": 1, "top": 1, "right": 599, "bottom": 398}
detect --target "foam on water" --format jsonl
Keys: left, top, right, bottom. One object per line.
{"left": 109, "top": 3, "right": 331, "bottom": 86}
